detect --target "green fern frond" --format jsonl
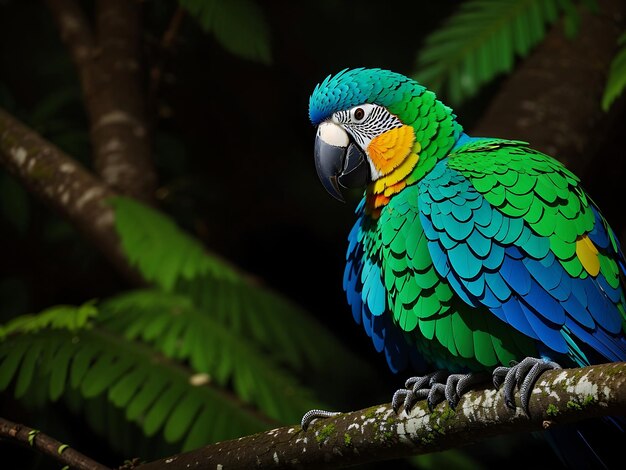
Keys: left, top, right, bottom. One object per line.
{"left": 602, "top": 33, "right": 626, "bottom": 111}
{"left": 66, "top": 391, "right": 179, "bottom": 459}
{"left": 109, "top": 196, "right": 239, "bottom": 290}
{"left": 0, "top": 302, "right": 97, "bottom": 338}
{"left": 179, "top": 277, "right": 366, "bottom": 375}
{"left": 110, "top": 197, "right": 374, "bottom": 382}
{"left": 178, "top": 0, "right": 271, "bottom": 64}
{"left": 414, "top": 0, "right": 595, "bottom": 104}
{"left": 100, "top": 289, "right": 323, "bottom": 423}
{"left": 0, "top": 308, "right": 277, "bottom": 449}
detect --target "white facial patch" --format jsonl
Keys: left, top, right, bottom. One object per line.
{"left": 317, "top": 121, "right": 349, "bottom": 147}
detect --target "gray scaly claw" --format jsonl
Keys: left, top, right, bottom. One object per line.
{"left": 300, "top": 409, "right": 341, "bottom": 431}
{"left": 492, "top": 357, "right": 561, "bottom": 414}
{"left": 392, "top": 370, "right": 488, "bottom": 414}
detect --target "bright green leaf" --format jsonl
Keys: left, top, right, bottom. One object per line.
{"left": 602, "top": 33, "right": 626, "bottom": 111}
{"left": 179, "top": 0, "right": 271, "bottom": 64}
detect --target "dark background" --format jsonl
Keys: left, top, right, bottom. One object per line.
{"left": 1, "top": 1, "right": 624, "bottom": 468}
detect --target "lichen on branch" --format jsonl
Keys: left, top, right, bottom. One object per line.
{"left": 138, "top": 362, "right": 626, "bottom": 470}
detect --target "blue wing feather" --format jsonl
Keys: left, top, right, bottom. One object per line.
{"left": 418, "top": 157, "right": 626, "bottom": 367}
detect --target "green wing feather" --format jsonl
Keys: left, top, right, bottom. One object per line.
{"left": 447, "top": 139, "right": 620, "bottom": 284}
{"left": 373, "top": 183, "right": 535, "bottom": 371}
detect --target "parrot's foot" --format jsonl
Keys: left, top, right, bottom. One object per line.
{"left": 300, "top": 409, "right": 341, "bottom": 431}
{"left": 391, "top": 370, "right": 488, "bottom": 414}
{"left": 492, "top": 357, "right": 562, "bottom": 414}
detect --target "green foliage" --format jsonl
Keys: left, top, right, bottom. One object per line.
{"left": 0, "top": 199, "right": 373, "bottom": 457}
{"left": 602, "top": 33, "right": 626, "bottom": 111}
{"left": 109, "top": 196, "right": 238, "bottom": 290}
{"left": 179, "top": 0, "right": 271, "bottom": 64}
{"left": 0, "top": 302, "right": 97, "bottom": 338}
{"left": 414, "top": 0, "right": 596, "bottom": 104}
{"left": 110, "top": 196, "right": 365, "bottom": 376}
{"left": 411, "top": 449, "right": 485, "bottom": 470}
{"left": 100, "top": 290, "right": 321, "bottom": 424}
{"left": 0, "top": 304, "right": 272, "bottom": 452}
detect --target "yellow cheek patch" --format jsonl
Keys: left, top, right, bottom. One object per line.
{"left": 576, "top": 234, "right": 600, "bottom": 277}
{"left": 372, "top": 151, "right": 419, "bottom": 195}
{"left": 367, "top": 125, "right": 415, "bottom": 176}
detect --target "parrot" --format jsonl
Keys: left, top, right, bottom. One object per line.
{"left": 301, "top": 68, "right": 626, "bottom": 465}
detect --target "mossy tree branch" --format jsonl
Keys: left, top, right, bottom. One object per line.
{"left": 0, "top": 107, "right": 144, "bottom": 285}
{"left": 0, "top": 416, "right": 111, "bottom": 470}
{"left": 138, "top": 362, "right": 626, "bottom": 469}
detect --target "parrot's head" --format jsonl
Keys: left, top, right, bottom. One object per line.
{"left": 309, "top": 68, "right": 461, "bottom": 207}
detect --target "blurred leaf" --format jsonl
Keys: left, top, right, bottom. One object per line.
{"left": 0, "top": 301, "right": 97, "bottom": 338}
{"left": 414, "top": 0, "right": 595, "bottom": 104}
{"left": 179, "top": 0, "right": 271, "bottom": 64}
{"left": 0, "top": 304, "right": 271, "bottom": 448}
{"left": 110, "top": 196, "right": 374, "bottom": 384}
{"left": 100, "top": 289, "right": 323, "bottom": 424}
{"left": 411, "top": 449, "right": 485, "bottom": 470}
{"left": 110, "top": 196, "right": 239, "bottom": 290}
{"left": 602, "top": 32, "right": 626, "bottom": 111}
{"left": 0, "top": 171, "right": 30, "bottom": 233}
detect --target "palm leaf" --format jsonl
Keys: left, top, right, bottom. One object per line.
{"left": 109, "top": 197, "right": 238, "bottom": 290}
{"left": 414, "top": 0, "right": 597, "bottom": 104}
{"left": 0, "top": 305, "right": 279, "bottom": 451}
{"left": 110, "top": 197, "right": 373, "bottom": 381}
{"left": 100, "top": 289, "right": 324, "bottom": 423}
{"left": 602, "top": 32, "right": 626, "bottom": 111}
{"left": 178, "top": 0, "right": 271, "bottom": 64}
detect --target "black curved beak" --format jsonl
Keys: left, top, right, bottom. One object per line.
{"left": 314, "top": 125, "right": 369, "bottom": 201}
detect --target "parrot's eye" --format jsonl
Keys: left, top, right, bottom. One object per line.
{"left": 353, "top": 107, "right": 365, "bottom": 122}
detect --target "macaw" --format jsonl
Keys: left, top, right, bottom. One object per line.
{"left": 302, "top": 68, "right": 626, "bottom": 462}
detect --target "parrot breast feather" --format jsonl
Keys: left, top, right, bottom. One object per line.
{"left": 346, "top": 138, "right": 626, "bottom": 373}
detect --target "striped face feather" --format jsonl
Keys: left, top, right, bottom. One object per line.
{"left": 331, "top": 104, "right": 405, "bottom": 181}
{"left": 311, "top": 68, "right": 463, "bottom": 208}
{"left": 333, "top": 104, "right": 403, "bottom": 151}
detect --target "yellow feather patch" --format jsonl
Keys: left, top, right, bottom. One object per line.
{"left": 383, "top": 180, "right": 407, "bottom": 198}
{"left": 576, "top": 234, "right": 600, "bottom": 277}
{"left": 367, "top": 125, "right": 415, "bottom": 176}
{"left": 373, "top": 151, "right": 419, "bottom": 194}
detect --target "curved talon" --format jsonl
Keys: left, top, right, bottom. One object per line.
{"left": 514, "top": 358, "right": 536, "bottom": 383}
{"left": 403, "top": 388, "right": 429, "bottom": 412}
{"left": 444, "top": 374, "right": 463, "bottom": 408}
{"left": 428, "top": 370, "right": 449, "bottom": 386}
{"left": 519, "top": 360, "right": 562, "bottom": 414}
{"left": 442, "top": 372, "right": 489, "bottom": 409}
{"left": 426, "top": 383, "right": 446, "bottom": 410}
{"left": 405, "top": 371, "right": 444, "bottom": 391}
{"left": 502, "top": 367, "right": 519, "bottom": 409}
{"left": 393, "top": 371, "right": 446, "bottom": 414}
{"left": 301, "top": 409, "right": 340, "bottom": 431}
{"left": 393, "top": 370, "right": 489, "bottom": 414}
{"left": 492, "top": 366, "right": 509, "bottom": 389}
{"left": 492, "top": 357, "right": 562, "bottom": 414}
{"left": 457, "top": 372, "right": 489, "bottom": 398}
{"left": 392, "top": 389, "right": 408, "bottom": 414}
